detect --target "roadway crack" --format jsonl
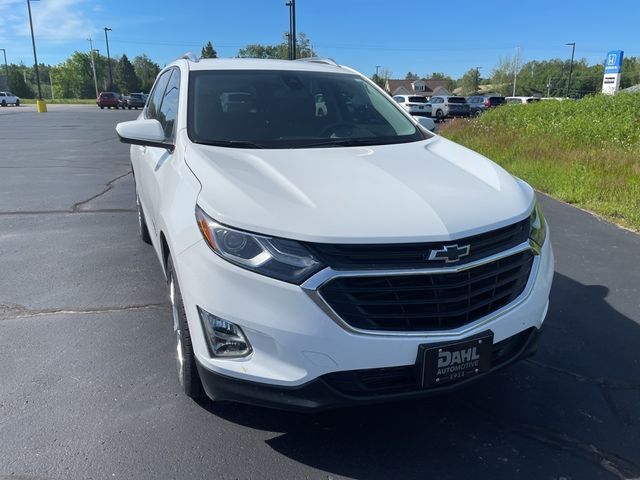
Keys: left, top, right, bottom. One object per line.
{"left": 71, "top": 170, "right": 132, "bottom": 212}
{"left": 461, "top": 400, "right": 640, "bottom": 480}
{"left": 512, "top": 424, "right": 640, "bottom": 480}
{"left": 0, "top": 208, "right": 136, "bottom": 216}
{"left": 0, "top": 302, "right": 169, "bottom": 321}
{"left": 525, "top": 359, "right": 640, "bottom": 389}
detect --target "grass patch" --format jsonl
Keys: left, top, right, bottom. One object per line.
{"left": 440, "top": 94, "right": 640, "bottom": 231}
{"left": 20, "top": 98, "right": 96, "bottom": 105}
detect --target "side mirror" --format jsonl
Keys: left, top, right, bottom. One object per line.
{"left": 116, "top": 119, "right": 174, "bottom": 151}
{"left": 413, "top": 115, "right": 436, "bottom": 132}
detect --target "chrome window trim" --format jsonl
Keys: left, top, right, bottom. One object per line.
{"left": 301, "top": 240, "right": 541, "bottom": 337}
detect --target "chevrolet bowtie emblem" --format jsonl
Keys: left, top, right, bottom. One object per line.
{"left": 428, "top": 244, "right": 471, "bottom": 263}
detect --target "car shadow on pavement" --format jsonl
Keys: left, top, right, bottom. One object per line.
{"left": 197, "top": 272, "right": 640, "bottom": 479}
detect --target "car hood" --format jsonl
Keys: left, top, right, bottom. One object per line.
{"left": 186, "top": 136, "right": 534, "bottom": 243}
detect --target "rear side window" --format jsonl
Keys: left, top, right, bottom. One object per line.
{"left": 408, "top": 96, "right": 427, "bottom": 103}
{"left": 448, "top": 97, "right": 467, "bottom": 104}
{"left": 489, "top": 97, "right": 505, "bottom": 105}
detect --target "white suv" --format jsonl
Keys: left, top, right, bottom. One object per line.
{"left": 116, "top": 56, "right": 553, "bottom": 411}
{"left": 393, "top": 94, "right": 431, "bottom": 116}
{"left": 429, "top": 95, "right": 470, "bottom": 120}
{"left": 0, "top": 91, "right": 20, "bottom": 106}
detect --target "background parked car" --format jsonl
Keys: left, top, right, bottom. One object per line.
{"left": 467, "top": 95, "right": 505, "bottom": 116}
{"left": 393, "top": 95, "right": 432, "bottom": 116}
{"left": 505, "top": 96, "right": 542, "bottom": 105}
{"left": 123, "top": 93, "right": 146, "bottom": 109}
{"left": 0, "top": 91, "right": 20, "bottom": 106}
{"left": 97, "top": 92, "right": 123, "bottom": 109}
{"left": 429, "top": 95, "right": 470, "bottom": 120}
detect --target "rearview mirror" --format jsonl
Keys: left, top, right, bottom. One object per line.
{"left": 116, "top": 119, "right": 174, "bottom": 151}
{"left": 413, "top": 116, "right": 436, "bottom": 133}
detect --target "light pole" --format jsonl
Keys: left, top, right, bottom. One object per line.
{"left": 512, "top": 46, "right": 520, "bottom": 97}
{"left": 104, "top": 27, "right": 113, "bottom": 90}
{"left": 285, "top": 0, "right": 296, "bottom": 60}
{"left": 565, "top": 42, "right": 576, "bottom": 97}
{"left": 88, "top": 37, "right": 99, "bottom": 98}
{"left": 0, "top": 48, "right": 8, "bottom": 83}
{"left": 27, "top": 0, "right": 45, "bottom": 111}
{"left": 375, "top": 65, "right": 381, "bottom": 77}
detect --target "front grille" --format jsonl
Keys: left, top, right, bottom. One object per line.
{"left": 306, "top": 218, "right": 529, "bottom": 270}
{"left": 320, "top": 251, "right": 534, "bottom": 332}
{"left": 322, "top": 327, "right": 537, "bottom": 397}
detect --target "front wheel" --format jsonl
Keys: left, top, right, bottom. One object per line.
{"left": 167, "top": 257, "right": 205, "bottom": 399}
{"left": 436, "top": 109, "right": 444, "bottom": 121}
{"left": 15, "top": 100, "right": 20, "bottom": 107}
{"left": 1, "top": 100, "right": 6, "bottom": 107}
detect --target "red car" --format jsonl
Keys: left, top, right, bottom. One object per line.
{"left": 97, "top": 92, "right": 123, "bottom": 109}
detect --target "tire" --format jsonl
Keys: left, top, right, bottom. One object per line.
{"left": 436, "top": 109, "right": 444, "bottom": 121}
{"left": 167, "top": 256, "right": 205, "bottom": 399}
{"left": 128, "top": 106, "right": 132, "bottom": 109}
{"left": 473, "top": 109, "right": 482, "bottom": 117}
{"left": 1, "top": 100, "right": 6, "bottom": 107}
{"left": 136, "top": 194, "right": 152, "bottom": 245}
{"left": 100, "top": 106, "right": 104, "bottom": 109}
{"left": 15, "top": 100, "right": 20, "bottom": 107}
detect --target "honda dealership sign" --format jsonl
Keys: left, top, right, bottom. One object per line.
{"left": 602, "top": 50, "right": 624, "bottom": 95}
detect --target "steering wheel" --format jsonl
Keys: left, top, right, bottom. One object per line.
{"left": 319, "top": 123, "right": 355, "bottom": 137}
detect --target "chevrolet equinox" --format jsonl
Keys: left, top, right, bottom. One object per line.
{"left": 116, "top": 55, "right": 554, "bottom": 411}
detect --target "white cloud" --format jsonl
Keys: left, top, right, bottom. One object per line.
{"left": 0, "top": 0, "right": 95, "bottom": 43}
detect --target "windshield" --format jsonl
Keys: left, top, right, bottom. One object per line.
{"left": 408, "top": 96, "right": 428, "bottom": 103}
{"left": 187, "top": 70, "right": 428, "bottom": 149}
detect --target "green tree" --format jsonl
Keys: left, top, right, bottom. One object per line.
{"left": 7, "top": 65, "right": 34, "bottom": 98}
{"left": 458, "top": 68, "right": 482, "bottom": 95}
{"left": 133, "top": 54, "right": 160, "bottom": 92}
{"left": 405, "top": 72, "right": 419, "bottom": 80}
{"left": 371, "top": 67, "right": 391, "bottom": 89}
{"left": 491, "top": 55, "right": 518, "bottom": 96}
{"left": 237, "top": 32, "right": 316, "bottom": 60}
{"left": 201, "top": 41, "right": 218, "bottom": 59}
{"left": 115, "top": 54, "right": 139, "bottom": 94}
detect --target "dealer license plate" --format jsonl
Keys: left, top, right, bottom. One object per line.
{"left": 418, "top": 331, "right": 493, "bottom": 388}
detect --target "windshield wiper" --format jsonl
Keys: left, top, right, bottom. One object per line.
{"left": 292, "top": 138, "right": 381, "bottom": 149}
{"left": 197, "top": 140, "right": 266, "bottom": 149}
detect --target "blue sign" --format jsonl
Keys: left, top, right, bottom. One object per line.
{"left": 604, "top": 50, "right": 624, "bottom": 74}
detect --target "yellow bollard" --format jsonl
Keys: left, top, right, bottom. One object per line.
{"left": 36, "top": 100, "right": 47, "bottom": 113}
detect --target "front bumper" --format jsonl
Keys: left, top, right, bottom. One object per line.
{"left": 197, "top": 326, "right": 541, "bottom": 412}
{"left": 175, "top": 234, "right": 553, "bottom": 398}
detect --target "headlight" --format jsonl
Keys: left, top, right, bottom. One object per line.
{"left": 196, "top": 205, "right": 324, "bottom": 284}
{"left": 529, "top": 202, "right": 547, "bottom": 248}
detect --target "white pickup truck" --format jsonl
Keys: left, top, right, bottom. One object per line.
{"left": 0, "top": 91, "right": 20, "bottom": 107}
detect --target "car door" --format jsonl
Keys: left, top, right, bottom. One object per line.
{"left": 133, "top": 69, "right": 172, "bottom": 235}
{"left": 140, "top": 67, "right": 181, "bottom": 233}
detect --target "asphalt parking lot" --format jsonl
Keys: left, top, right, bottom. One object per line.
{"left": 1, "top": 105, "right": 639, "bottom": 480}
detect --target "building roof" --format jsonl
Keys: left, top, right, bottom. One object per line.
{"left": 386, "top": 78, "right": 451, "bottom": 96}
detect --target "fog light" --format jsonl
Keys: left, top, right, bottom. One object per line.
{"left": 198, "top": 307, "right": 252, "bottom": 358}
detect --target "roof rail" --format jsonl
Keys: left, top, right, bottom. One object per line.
{"left": 177, "top": 52, "right": 199, "bottom": 63}
{"left": 295, "top": 57, "right": 339, "bottom": 67}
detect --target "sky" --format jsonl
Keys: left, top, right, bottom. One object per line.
{"left": 0, "top": 0, "right": 639, "bottom": 79}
